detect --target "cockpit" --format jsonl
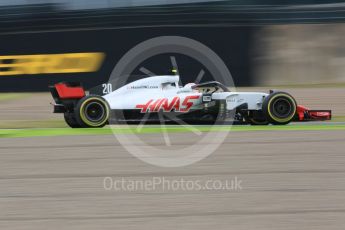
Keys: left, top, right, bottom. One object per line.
{"left": 191, "top": 81, "right": 230, "bottom": 93}
{"left": 162, "top": 82, "right": 178, "bottom": 90}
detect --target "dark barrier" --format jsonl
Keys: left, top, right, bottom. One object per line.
{"left": 2, "top": 0, "right": 344, "bottom": 92}
{"left": 0, "top": 27, "right": 254, "bottom": 92}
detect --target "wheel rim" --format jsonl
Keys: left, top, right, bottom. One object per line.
{"left": 271, "top": 98, "right": 292, "bottom": 119}
{"left": 84, "top": 101, "right": 106, "bottom": 122}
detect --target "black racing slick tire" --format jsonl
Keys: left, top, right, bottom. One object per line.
{"left": 74, "top": 95, "right": 110, "bottom": 128}
{"left": 64, "top": 113, "right": 81, "bottom": 128}
{"left": 262, "top": 92, "right": 297, "bottom": 125}
{"left": 247, "top": 111, "right": 269, "bottom": 126}
{"left": 248, "top": 118, "right": 269, "bottom": 125}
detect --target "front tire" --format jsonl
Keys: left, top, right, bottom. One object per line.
{"left": 75, "top": 95, "right": 110, "bottom": 128}
{"left": 262, "top": 92, "right": 297, "bottom": 125}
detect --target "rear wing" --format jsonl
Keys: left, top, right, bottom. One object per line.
{"left": 49, "top": 82, "right": 85, "bottom": 103}
{"left": 49, "top": 82, "right": 86, "bottom": 113}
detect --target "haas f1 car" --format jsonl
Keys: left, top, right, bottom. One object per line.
{"left": 50, "top": 75, "right": 331, "bottom": 128}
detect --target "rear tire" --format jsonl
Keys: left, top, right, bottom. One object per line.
{"left": 262, "top": 92, "right": 297, "bottom": 125}
{"left": 64, "top": 113, "right": 81, "bottom": 128}
{"left": 75, "top": 95, "right": 110, "bottom": 128}
{"left": 247, "top": 111, "right": 269, "bottom": 125}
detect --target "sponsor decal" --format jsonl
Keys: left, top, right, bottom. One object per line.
{"left": 202, "top": 95, "right": 212, "bottom": 102}
{"left": 0, "top": 52, "right": 104, "bottom": 75}
{"left": 127, "top": 85, "right": 159, "bottom": 89}
{"left": 136, "top": 95, "right": 200, "bottom": 113}
{"left": 315, "top": 112, "right": 330, "bottom": 116}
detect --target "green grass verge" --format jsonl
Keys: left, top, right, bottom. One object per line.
{"left": 1, "top": 116, "right": 344, "bottom": 129}
{"left": 0, "top": 93, "right": 30, "bottom": 101}
{"left": 1, "top": 123, "right": 345, "bottom": 138}
{"left": 0, "top": 120, "right": 67, "bottom": 129}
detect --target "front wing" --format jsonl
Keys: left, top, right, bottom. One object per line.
{"left": 296, "top": 105, "right": 332, "bottom": 122}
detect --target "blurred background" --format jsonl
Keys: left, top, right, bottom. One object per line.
{"left": 1, "top": 0, "right": 345, "bottom": 91}
{"left": 2, "top": 3, "right": 345, "bottom": 230}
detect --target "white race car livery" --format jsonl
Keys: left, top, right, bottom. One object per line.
{"left": 50, "top": 75, "right": 331, "bottom": 128}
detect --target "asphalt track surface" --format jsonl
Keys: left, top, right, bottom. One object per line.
{"left": 1, "top": 88, "right": 345, "bottom": 229}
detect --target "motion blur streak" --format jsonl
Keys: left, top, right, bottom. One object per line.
{"left": 0, "top": 53, "right": 105, "bottom": 75}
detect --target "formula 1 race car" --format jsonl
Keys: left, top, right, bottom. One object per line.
{"left": 50, "top": 75, "right": 332, "bottom": 128}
